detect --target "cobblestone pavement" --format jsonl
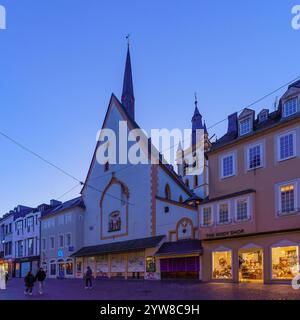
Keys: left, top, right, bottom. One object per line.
{"left": 0, "top": 278, "right": 299, "bottom": 300}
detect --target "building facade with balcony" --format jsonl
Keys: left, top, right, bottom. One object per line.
{"left": 198, "top": 80, "right": 300, "bottom": 284}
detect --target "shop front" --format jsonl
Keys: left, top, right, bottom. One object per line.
{"left": 72, "top": 235, "right": 165, "bottom": 280}
{"left": 202, "top": 231, "right": 300, "bottom": 284}
{"left": 155, "top": 239, "right": 202, "bottom": 280}
{"left": 14, "top": 256, "right": 40, "bottom": 278}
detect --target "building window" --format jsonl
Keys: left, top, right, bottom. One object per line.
{"left": 218, "top": 203, "right": 229, "bottom": 224}
{"left": 165, "top": 184, "right": 171, "bottom": 200}
{"left": 59, "top": 235, "right": 64, "bottom": 248}
{"left": 239, "top": 248, "right": 263, "bottom": 282}
{"left": 28, "top": 238, "right": 34, "bottom": 256}
{"left": 248, "top": 144, "right": 262, "bottom": 170}
{"left": 258, "top": 110, "right": 268, "bottom": 122}
{"left": 17, "top": 240, "right": 24, "bottom": 257}
{"left": 27, "top": 216, "right": 34, "bottom": 232}
{"left": 185, "top": 179, "right": 189, "bottom": 187}
{"left": 283, "top": 97, "right": 298, "bottom": 118}
{"left": 42, "top": 238, "right": 46, "bottom": 251}
{"left": 279, "top": 183, "right": 296, "bottom": 215}
{"left": 240, "top": 118, "right": 251, "bottom": 136}
{"left": 278, "top": 131, "right": 296, "bottom": 161}
{"left": 271, "top": 246, "right": 299, "bottom": 279}
{"left": 236, "top": 199, "right": 249, "bottom": 221}
{"left": 221, "top": 154, "right": 235, "bottom": 178}
{"left": 202, "top": 207, "right": 212, "bottom": 226}
{"left": 212, "top": 250, "right": 232, "bottom": 279}
{"left": 193, "top": 175, "right": 198, "bottom": 188}
{"left": 50, "top": 260, "right": 56, "bottom": 276}
{"left": 66, "top": 233, "right": 72, "bottom": 247}
{"left": 50, "top": 236, "right": 55, "bottom": 250}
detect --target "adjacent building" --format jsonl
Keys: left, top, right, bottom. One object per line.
{"left": 198, "top": 80, "right": 300, "bottom": 283}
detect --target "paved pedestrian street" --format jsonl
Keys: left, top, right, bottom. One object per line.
{"left": 0, "top": 278, "right": 299, "bottom": 300}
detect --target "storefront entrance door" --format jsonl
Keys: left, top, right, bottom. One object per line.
{"left": 239, "top": 249, "right": 263, "bottom": 282}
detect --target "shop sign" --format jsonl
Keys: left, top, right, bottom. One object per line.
{"left": 206, "top": 229, "right": 244, "bottom": 238}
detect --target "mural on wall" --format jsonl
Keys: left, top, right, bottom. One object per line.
{"left": 108, "top": 211, "right": 121, "bottom": 232}
{"left": 128, "top": 251, "right": 145, "bottom": 272}
{"left": 177, "top": 218, "right": 193, "bottom": 239}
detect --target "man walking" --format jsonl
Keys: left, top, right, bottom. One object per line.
{"left": 35, "top": 267, "right": 47, "bottom": 294}
{"left": 85, "top": 266, "right": 93, "bottom": 289}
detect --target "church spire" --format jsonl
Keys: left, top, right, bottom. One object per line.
{"left": 192, "top": 94, "right": 204, "bottom": 146}
{"left": 121, "top": 36, "right": 135, "bottom": 120}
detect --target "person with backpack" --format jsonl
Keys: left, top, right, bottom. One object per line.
{"left": 35, "top": 267, "right": 47, "bottom": 294}
{"left": 24, "top": 271, "right": 35, "bottom": 296}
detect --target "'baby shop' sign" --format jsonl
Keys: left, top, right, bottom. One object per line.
{"left": 0, "top": 4, "right": 6, "bottom": 30}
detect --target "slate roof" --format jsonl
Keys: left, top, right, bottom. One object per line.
{"left": 72, "top": 235, "right": 165, "bottom": 257}
{"left": 155, "top": 239, "right": 202, "bottom": 256}
{"left": 41, "top": 197, "right": 85, "bottom": 219}
{"left": 210, "top": 110, "right": 300, "bottom": 152}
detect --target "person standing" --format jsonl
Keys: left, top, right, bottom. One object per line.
{"left": 35, "top": 267, "right": 47, "bottom": 294}
{"left": 85, "top": 266, "right": 93, "bottom": 289}
{"left": 24, "top": 271, "right": 35, "bottom": 296}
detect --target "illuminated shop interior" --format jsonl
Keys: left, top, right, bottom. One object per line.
{"left": 272, "top": 246, "right": 299, "bottom": 279}
{"left": 239, "top": 249, "right": 263, "bottom": 282}
{"left": 212, "top": 251, "right": 232, "bottom": 279}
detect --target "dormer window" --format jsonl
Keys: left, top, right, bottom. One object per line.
{"left": 258, "top": 110, "right": 269, "bottom": 123}
{"left": 239, "top": 118, "right": 251, "bottom": 136}
{"left": 283, "top": 97, "right": 298, "bottom": 118}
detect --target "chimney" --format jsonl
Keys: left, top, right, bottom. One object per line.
{"left": 227, "top": 112, "right": 238, "bottom": 134}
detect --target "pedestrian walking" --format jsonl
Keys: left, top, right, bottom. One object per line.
{"left": 24, "top": 271, "right": 35, "bottom": 296}
{"left": 35, "top": 267, "right": 47, "bottom": 294}
{"left": 84, "top": 266, "right": 93, "bottom": 289}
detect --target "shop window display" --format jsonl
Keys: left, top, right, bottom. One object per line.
{"left": 212, "top": 251, "right": 232, "bottom": 279}
{"left": 272, "top": 246, "right": 299, "bottom": 279}
{"left": 239, "top": 249, "right": 263, "bottom": 282}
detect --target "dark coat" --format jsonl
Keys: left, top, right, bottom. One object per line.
{"left": 24, "top": 274, "right": 35, "bottom": 287}
{"left": 86, "top": 268, "right": 93, "bottom": 279}
{"left": 35, "top": 270, "right": 46, "bottom": 282}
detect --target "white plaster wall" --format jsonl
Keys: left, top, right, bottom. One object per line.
{"left": 156, "top": 199, "right": 198, "bottom": 238}
{"left": 82, "top": 102, "right": 152, "bottom": 246}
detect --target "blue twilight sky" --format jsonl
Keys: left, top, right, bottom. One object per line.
{"left": 0, "top": 0, "right": 299, "bottom": 216}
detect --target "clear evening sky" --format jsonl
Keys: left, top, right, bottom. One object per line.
{"left": 0, "top": 0, "right": 299, "bottom": 216}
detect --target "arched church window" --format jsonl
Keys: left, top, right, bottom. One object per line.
{"left": 165, "top": 184, "right": 171, "bottom": 200}
{"left": 108, "top": 211, "right": 121, "bottom": 233}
